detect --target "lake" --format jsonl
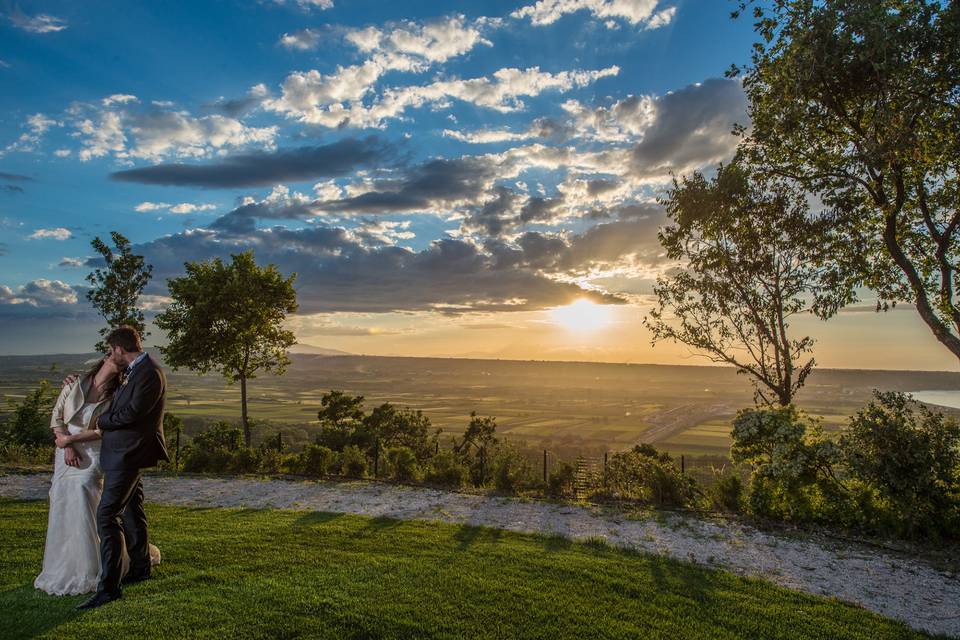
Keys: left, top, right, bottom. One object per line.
{"left": 910, "top": 390, "right": 960, "bottom": 409}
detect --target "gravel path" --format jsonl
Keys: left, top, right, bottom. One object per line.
{"left": 2, "top": 472, "right": 957, "bottom": 637}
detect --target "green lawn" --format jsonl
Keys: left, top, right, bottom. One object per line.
{"left": 0, "top": 498, "right": 934, "bottom": 639}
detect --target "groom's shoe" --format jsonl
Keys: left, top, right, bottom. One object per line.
{"left": 76, "top": 590, "right": 122, "bottom": 610}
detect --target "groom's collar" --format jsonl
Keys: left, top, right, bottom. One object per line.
{"left": 125, "top": 351, "right": 148, "bottom": 374}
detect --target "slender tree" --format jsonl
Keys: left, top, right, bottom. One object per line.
{"left": 644, "top": 160, "right": 838, "bottom": 406}
{"left": 155, "top": 251, "right": 298, "bottom": 446}
{"left": 85, "top": 231, "right": 153, "bottom": 352}
{"left": 732, "top": 0, "right": 960, "bottom": 361}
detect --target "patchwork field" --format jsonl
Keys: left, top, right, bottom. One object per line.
{"left": 2, "top": 353, "right": 958, "bottom": 460}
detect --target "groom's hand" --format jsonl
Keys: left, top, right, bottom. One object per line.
{"left": 64, "top": 446, "right": 81, "bottom": 467}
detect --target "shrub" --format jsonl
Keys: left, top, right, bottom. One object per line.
{"left": 547, "top": 462, "right": 576, "bottom": 498}
{"left": 840, "top": 391, "right": 960, "bottom": 539}
{"left": 341, "top": 444, "right": 369, "bottom": 478}
{"left": 492, "top": 445, "right": 540, "bottom": 494}
{"left": 423, "top": 450, "right": 468, "bottom": 488}
{"left": 0, "top": 441, "right": 52, "bottom": 467}
{"left": 227, "top": 448, "right": 261, "bottom": 474}
{"left": 604, "top": 445, "right": 696, "bottom": 507}
{"left": 181, "top": 422, "right": 245, "bottom": 473}
{"left": 300, "top": 444, "right": 336, "bottom": 478}
{"left": 730, "top": 405, "right": 841, "bottom": 522}
{"left": 385, "top": 446, "right": 419, "bottom": 482}
{"left": 705, "top": 467, "right": 744, "bottom": 512}
{"left": 2, "top": 380, "right": 56, "bottom": 447}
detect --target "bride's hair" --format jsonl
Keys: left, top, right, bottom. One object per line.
{"left": 85, "top": 357, "right": 120, "bottom": 400}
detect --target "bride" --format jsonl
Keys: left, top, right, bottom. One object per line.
{"left": 34, "top": 356, "right": 161, "bottom": 596}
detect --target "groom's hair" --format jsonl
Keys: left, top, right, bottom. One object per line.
{"left": 106, "top": 325, "right": 142, "bottom": 353}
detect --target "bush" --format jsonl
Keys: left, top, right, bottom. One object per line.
{"left": 2, "top": 380, "right": 56, "bottom": 447}
{"left": 492, "top": 445, "right": 540, "bottom": 494}
{"left": 604, "top": 445, "right": 697, "bottom": 507}
{"left": 705, "top": 468, "right": 744, "bottom": 513}
{"left": 840, "top": 391, "right": 960, "bottom": 539}
{"left": 0, "top": 441, "right": 53, "bottom": 467}
{"left": 341, "top": 444, "right": 369, "bottom": 478}
{"left": 730, "top": 405, "right": 841, "bottom": 522}
{"left": 181, "top": 422, "right": 246, "bottom": 473}
{"left": 300, "top": 444, "right": 336, "bottom": 478}
{"left": 423, "top": 450, "right": 468, "bottom": 488}
{"left": 227, "top": 448, "right": 261, "bottom": 474}
{"left": 385, "top": 446, "right": 419, "bottom": 482}
{"left": 547, "top": 462, "right": 576, "bottom": 498}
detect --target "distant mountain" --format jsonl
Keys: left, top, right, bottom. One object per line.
{"left": 289, "top": 343, "right": 354, "bottom": 356}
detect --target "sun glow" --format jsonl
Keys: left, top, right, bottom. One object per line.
{"left": 549, "top": 298, "right": 614, "bottom": 333}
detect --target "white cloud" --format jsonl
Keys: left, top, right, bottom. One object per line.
{"left": 102, "top": 94, "right": 138, "bottom": 106}
{"left": 29, "top": 228, "right": 72, "bottom": 240}
{"left": 0, "top": 279, "right": 77, "bottom": 306}
{"left": 344, "top": 15, "right": 492, "bottom": 71}
{"left": 2, "top": 112, "right": 61, "bottom": 155}
{"left": 512, "top": 0, "right": 675, "bottom": 29}
{"left": 266, "top": 15, "right": 499, "bottom": 127}
{"left": 169, "top": 203, "right": 217, "bottom": 214}
{"left": 135, "top": 202, "right": 170, "bottom": 212}
{"left": 9, "top": 9, "right": 67, "bottom": 33}
{"left": 136, "top": 201, "right": 217, "bottom": 214}
{"left": 269, "top": 0, "right": 333, "bottom": 9}
{"left": 279, "top": 28, "right": 322, "bottom": 50}
{"left": 58, "top": 257, "right": 86, "bottom": 268}
{"left": 269, "top": 65, "right": 619, "bottom": 128}
{"left": 73, "top": 101, "right": 278, "bottom": 162}
{"left": 53, "top": 148, "right": 71, "bottom": 157}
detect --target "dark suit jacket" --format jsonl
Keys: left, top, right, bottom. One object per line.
{"left": 97, "top": 353, "right": 170, "bottom": 470}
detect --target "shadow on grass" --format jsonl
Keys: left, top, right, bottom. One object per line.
{"left": 453, "top": 524, "right": 504, "bottom": 549}
{"left": 0, "top": 583, "right": 85, "bottom": 640}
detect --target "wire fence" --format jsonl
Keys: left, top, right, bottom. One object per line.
{"left": 523, "top": 447, "right": 736, "bottom": 498}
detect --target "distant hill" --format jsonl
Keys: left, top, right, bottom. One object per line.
{"left": 289, "top": 344, "right": 354, "bottom": 356}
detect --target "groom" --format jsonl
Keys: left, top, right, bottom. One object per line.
{"left": 77, "top": 325, "right": 169, "bottom": 610}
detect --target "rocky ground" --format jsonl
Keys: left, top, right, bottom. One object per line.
{"left": 2, "top": 472, "right": 957, "bottom": 637}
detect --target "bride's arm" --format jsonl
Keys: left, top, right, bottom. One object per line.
{"left": 55, "top": 429, "right": 101, "bottom": 448}
{"left": 50, "top": 383, "right": 82, "bottom": 466}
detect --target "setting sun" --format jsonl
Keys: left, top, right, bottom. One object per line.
{"left": 548, "top": 299, "right": 614, "bottom": 332}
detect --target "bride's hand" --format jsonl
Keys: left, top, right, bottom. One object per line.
{"left": 61, "top": 373, "right": 79, "bottom": 389}
{"left": 55, "top": 433, "right": 73, "bottom": 449}
{"left": 63, "top": 446, "right": 81, "bottom": 467}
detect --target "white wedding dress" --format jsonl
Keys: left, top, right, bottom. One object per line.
{"left": 34, "top": 401, "right": 161, "bottom": 596}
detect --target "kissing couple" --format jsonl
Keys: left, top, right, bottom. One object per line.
{"left": 34, "top": 325, "right": 170, "bottom": 610}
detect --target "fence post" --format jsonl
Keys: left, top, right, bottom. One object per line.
{"left": 277, "top": 431, "right": 283, "bottom": 453}
{"left": 681, "top": 454, "right": 685, "bottom": 475}
{"left": 374, "top": 440, "right": 380, "bottom": 477}
{"left": 603, "top": 451, "right": 608, "bottom": 487}
{"left": 174, "top": 426, "right": 181, "bottom": 472}
{"left": 543, "top": 449, "right": 548, "bottom": 483}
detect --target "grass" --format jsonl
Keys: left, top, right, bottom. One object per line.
{"left": 0, "top": 499, "right": 937, "bottom": 639}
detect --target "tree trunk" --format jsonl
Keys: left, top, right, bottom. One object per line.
{"left": 240, "top": 373, "right": 250, "bottom": 447}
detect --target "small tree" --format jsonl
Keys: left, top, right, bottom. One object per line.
{"left": 644, "top": 161, "right": 837, "bottom": 406}
{"left": 156, "top": 251, "right": 298, "bottom": 446}
{"left": 2, "top": 380, "right": 56, "bottom": 446}
{"left": 86, "top": 231, "right": 153, "bottom": 352}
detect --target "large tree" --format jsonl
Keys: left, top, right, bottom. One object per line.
{"left": 86, "top": 231, "right": 153, "bottom": 352}
{"left": 155, "top": 251, "right": 298, "bottom": 446}
{"left": 644, "top": 160, "right": 839, "bottom": 406}
{"left": 732, "top": 0, "right": 960, "bottom": 360}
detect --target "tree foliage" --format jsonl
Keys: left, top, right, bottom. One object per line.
{"left": 645, "top": 160, "right": 835, "bottom": 405}
{"left": 85, "top": 231, "right": 153, "bottom": 352}
{"left": 732, "top": 0, "right": 960, "bottom": 360}
{"left": 155, "top": 251, "right": 298, "bottom": 446}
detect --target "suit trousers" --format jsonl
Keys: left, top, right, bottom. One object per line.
{"left": 96, "top": 468, "right": 150, "bottom": 594}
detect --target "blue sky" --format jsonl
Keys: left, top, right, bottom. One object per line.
{"left": 1, "top": 0, "right": 953, "bottom": 370}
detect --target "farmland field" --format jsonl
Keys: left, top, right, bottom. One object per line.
{"left": 2, "top": 353, "right": 959, "bottom": 460}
